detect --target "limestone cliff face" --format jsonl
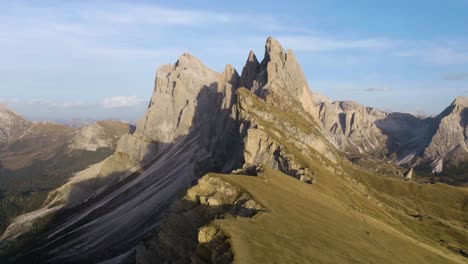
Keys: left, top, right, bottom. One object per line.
{"left": 236, "top": 88, "right": 337, "bottom": 180}
{"left": 68, "top": 120, "right": 132, "bottom": 152}
{"left": 240, "top": 37, "right": 316, "bottom": 118}
{"left": 315, "top": 99, "right": 431, "bottom": 158}
{"left": 313, "top": 93, "right": 467, "bottom": 175}
{"left": 315, "top": 100, "right": 389, "bottom": 155}
{"left": 137, "top": 53, "right": 219, "bottom": 144}
{"left": 422, "top": 97, "right": 468, "bottom": 173}
{"left": 0, "top": 104, "right": 30, "bottom": 148}
{"left": 114, "top": 53, "right": 220, "bottom": 164}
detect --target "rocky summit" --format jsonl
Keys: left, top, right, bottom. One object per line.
{"left": 1, "top": 38, "right": 467, "bottom": 264}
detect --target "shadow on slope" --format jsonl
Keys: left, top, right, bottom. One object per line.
{"left": 374, "top": 112, "right": 435, "bottom": 162}
{"left": 0, "top": 147, "right": 115, "bottom": 236}
{"left": 1, "top": 83, "right": 245, "bottom": 263}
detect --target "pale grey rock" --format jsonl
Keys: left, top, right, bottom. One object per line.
{"left": 68, "top": 121, "right": 131, "bottom": 152}
{"left": 300, "top": 175, "right": 314, "bottom": 184}
{"left": 422, "top": 97, "right": 467, "bottom": 169}
{"left": 0, "top": 104, "right": 30, "bottom": 147}
{"left": 243, "top": 128, "right": 282, "bottom": 169}
{"left": 239, "top": 37, "right": 316, "bottom": 118}
{"left": 313, "top": 93, "right": 467, "bottom": 175}
{"left": 137, "top": 53, "right": 220, "bottom": 144}
{"left": 68, "top": 123, "right": 111, "bottom": 151}
{"left": 239, "top": 50, "right": 260, "bottom": 89}
{"left": 236, "top": 88, "right": 336, "bottom": 180}
{"left": 115, "top": 134, "right": 157, "bottom": 163}
{"left": 403, "top": 167, "right": 413, "bottom": 179}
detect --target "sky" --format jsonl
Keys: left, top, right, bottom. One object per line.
{"left": 0, "top": 0, "right": 467, "bottom": 122}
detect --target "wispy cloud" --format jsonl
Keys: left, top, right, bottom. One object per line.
{"left": 364, "top": 87, "right": 392, "bottom": 92}
{"left": 0, "top": 98, "right": 89, "bottom": 108}
{"left": 277, "top": 36, "right": 393, "bottom": 52}
{"left": 441, "top": 72, "right": 468, "bottom": 80}
{"left": 80, "top": 4, "right": 274, "bottom": 28}
{"left": 103, "top": 96, "right": 146, "bottom": 108}
{"left": 396, "top": 47, "right": 468, "bottom": 65}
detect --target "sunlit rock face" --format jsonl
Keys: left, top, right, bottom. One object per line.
{"left": 422, "top": 97, "right": 468, "bottom": 173}
{"left": 313, "top": 92, "right": 467, "bottom": 174}
{"left": 0, "top": 104, "right": 30, "bottom": 148}
{"left": 240, "top": 37, "right": 316, "bottom": 118}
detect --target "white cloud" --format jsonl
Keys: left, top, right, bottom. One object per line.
{"left": 103, "top": 96, "right": 145, "bottom": 108}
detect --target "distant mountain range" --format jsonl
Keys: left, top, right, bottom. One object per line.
{"left": 0, "top": 104, "right": 133, "bottom": 239}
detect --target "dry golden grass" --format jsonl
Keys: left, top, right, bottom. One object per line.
{"left": 207, "top": 166, "right": 467, "bottom": 263}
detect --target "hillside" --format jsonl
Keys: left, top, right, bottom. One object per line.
{"left": 0, "top": 108, "right": 133, "bottom": 237}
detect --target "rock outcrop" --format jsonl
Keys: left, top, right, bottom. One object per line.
{"left": 240, "top": 37, "right": 316, "bottom": 118}
{"left": 403, "top": 167, "right": 413, "bottom": 179}
{"left": 421, "top": 97, "right": 468, "bottom": 173}
{"left": 68, "top": 120, "right": 133, "bottom": 152}
{"left": 0, "top": 104, "right": 30, "bottom": 148}
{"left": 136, "top": 174, "right": 264, "bottom": 264}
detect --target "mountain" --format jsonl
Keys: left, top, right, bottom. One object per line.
{"left": 0, "top": 107, "right": 133, "bottom": 237}
{"left": 314, "top": 94, "right": 468, "bottom": 180}
{"left": 422, "top": 97, "right": 467, "bottom": 176}
{"left": 0, "top": 104, "right": 30, "bottom": 149}
{"left": 1, "top": 38, "right": 467, "bottom": 264}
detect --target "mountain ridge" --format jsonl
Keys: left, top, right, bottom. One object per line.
{"left": 1, "top": 37, "right": 467, "bottom": 263}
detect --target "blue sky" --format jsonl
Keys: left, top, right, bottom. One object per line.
{"left": 0, "top": 0, "right": 467, "bottom": 121}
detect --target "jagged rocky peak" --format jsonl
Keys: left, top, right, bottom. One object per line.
{"left": 453, "top": 96, "right": 468, "bottom": 107}
{"left": 218, "top": 64, "right": 240, "bottom": 111}
{"left": 239, "top": 37, "right": 316, "bottom": 117}
{"left": 0, "top": 103, "right": 31, "bottom": 146}
{"left": 220, "top": 64, "right": 239, "bottom": 86}
{"left": 239, "top": 50, "right": 260, "bottom": 89}
{"left": 421, "top": 96, "right": 467, "bottom": 171}
{"left": 450, "top": 96, "right": 468, "bottom": 116}
{"left": 135, "top": 52, "right": 220, "bottom": 146}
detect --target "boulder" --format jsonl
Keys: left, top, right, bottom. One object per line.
{"left": 300, "top": 175, "right": 314, "bottom": 184}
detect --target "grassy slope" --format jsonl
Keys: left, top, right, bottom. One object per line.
{"left": 204, "top": 89, "right": 468, "bottom": 263}
{"left": 211, "top": 169, "right": 467, "bottom": 264}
